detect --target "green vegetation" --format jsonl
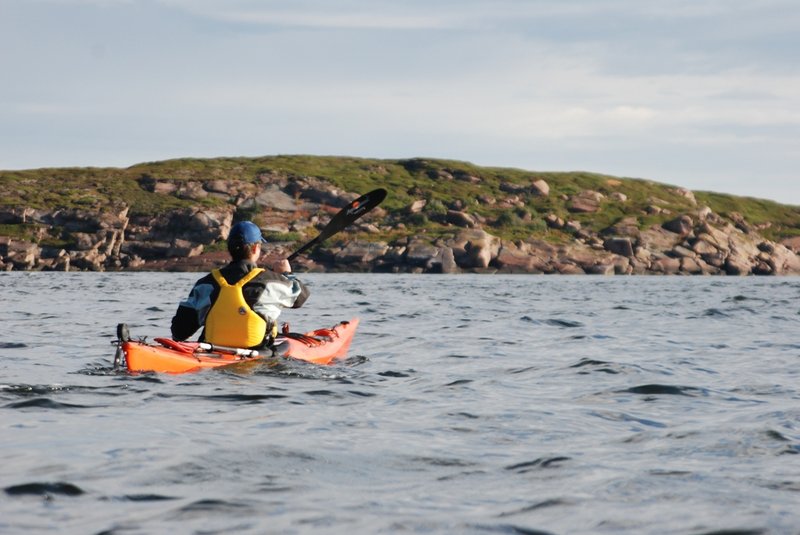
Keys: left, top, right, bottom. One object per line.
{"left": 694, "top": 191, "right": 800, "bottom": 237}
{"left": 0, "top": 223, "right": 38, "bottom": 241}
{"left": 2, "top": 155, "right": 799, "bottom": 249}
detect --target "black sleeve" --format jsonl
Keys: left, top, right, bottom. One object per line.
{"left": 291, "top": 277, "right": 310, "bottom": 309}
{"left": 171, "top": 305, "right": 200, "bottom": 341}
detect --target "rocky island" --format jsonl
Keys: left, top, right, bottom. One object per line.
{"left": 1, "top": 155, "right": 799, "bottom": 275}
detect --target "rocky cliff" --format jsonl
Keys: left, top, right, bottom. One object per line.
{"left": 1, "top": 156, "right": 799, "bottom": 274}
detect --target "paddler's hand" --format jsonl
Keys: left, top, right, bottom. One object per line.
{"left": 269, "top": 258, "right": 291, "bottom": 274}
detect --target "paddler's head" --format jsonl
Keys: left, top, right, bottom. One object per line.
{"left": 227, "top": 221, "right": 267, "bottom": 261}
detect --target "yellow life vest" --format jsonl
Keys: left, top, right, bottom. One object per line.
{"left": 204, "top": 268, "right": 275, "bottom": 348}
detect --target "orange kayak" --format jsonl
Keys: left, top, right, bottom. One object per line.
{"left": 115, "top": 319, "right": 359, "bottom": 374}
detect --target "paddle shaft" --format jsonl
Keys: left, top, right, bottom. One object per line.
{"left": 287, "top": 188, "right": 387, "bottom": 262}
{"left": 197, "top": 342, "right": 259, "bottom": 357}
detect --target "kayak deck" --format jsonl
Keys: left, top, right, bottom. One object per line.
{"left": 116, "top": 319, "right": 359, "bottom": 374}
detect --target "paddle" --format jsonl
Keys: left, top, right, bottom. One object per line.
{"left": 287, "top": 188, "right": 387, "bottom": 261}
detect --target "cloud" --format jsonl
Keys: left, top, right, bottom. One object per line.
{"left": 2, "top": 0, "right": 799, "bottom": 203}
{"left": 212, "top": 9, "right": 449, "bottom": 30}
{"left": 157, "top": 0, "right": 455, "bottom": 30}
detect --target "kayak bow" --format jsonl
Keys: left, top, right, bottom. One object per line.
{"left": 115, "top": 319, "right": 359, "bottom": 373}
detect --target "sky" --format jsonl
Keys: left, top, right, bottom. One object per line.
{"left": 2, "top": 0, "right": 799, "bottom": 205}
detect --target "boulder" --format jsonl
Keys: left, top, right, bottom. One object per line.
{"left": 54, "top": 255, "right": 70, "bottom": 272}
{"left": 731, "top": 234, "right": 761, "bottom": 259}
{"left": 559, "top": 243, "right": 600, "bottom": 269}
{"left": 673, "top": 188, "right": 697, "bottom": 205}
{"left": 449, "top": 229, "right": 501, "bottom": 269}
{"left": 70, "top": 249, "right": 107, "bottom": 271}
{"left": 602, "top": 217, "right": 640, "bottom": 238}
{"left": 408, "top": 199, "right": 427, "bottom": 214}
{"left": 168, "top": 239, "right": 204, "bottom": 257}
{"left": 285, "top": 177, "right": 354, "bottom": 207}
{"left": 696, "top": 222, "right": 732, "bottom": 250}
{"left": 446, "top": 210, "right": 478, "bottom": 228}
{"left": 49, "top": 208, "right": 128, "bottom": 233}
{"left": 531, "top": 179, "right": 550, "bottom": 197}
{"left": 554, "top": 262, "right": 585, "bottom": 274}
{"left": 613, "top": 256, "right": 633, "bottom": 275}
{"left": 604, "top": 237, "right": 635, "bottom": 258}
{"left": 373, "top": 245, "right": 407, "bottom": 271}
{"left": 568, "top": 190, "right": 604, "bottom": 213}
{"left": 0, "top": 208, "right": 28, "bottom": 224}
{"left": 204, "top": 179, "right": 258, "bottom": 199}
{"left": 584, "top": 263, "right": 615, "bottom": 275}
{"left": 680, "top": 257, "right": 710, "bottom": 275}
{"left": 123, "top": 255, "right": 146, "bottom": 269}
{"left": 453, "top": 171, "right": 482, "bottom": 184}
{"left": 404, "top": 239, "right": 441, "bottom": 268}
{"left": 780, "top": 236, "right": 800, "bottom": 253}
{"left": 138, "top": 177, "right": 179, "bottom": 195}
{"left": 724, "top": 254, "right": 752, "bottom": 275}
{"left": 650, "top": 256, "right": 682, "bottom": 274}
{"left": 425, "top": 246, "right": 460, "bottom": 273}
{"left": 498, "top": 195, "right": 525, "bottom": 209}
{"left": 691, "top": 238, "right": 719, "bottom": 256}
{"left": 662, "top": 215, "right": 694, "bottom": 236}
{"left": 495, "top": 242, "right": 547, "bottom": 273}
{"left": 73, "top": 232, "right": 101, "bottom": 251}
{"left": 524, "top": 239, "right": 561, "bottom": 260}
{"left": 3, "top": 240, "right": 39, "bottom": 270}
{"left": 128, "top": 208, "right": 231, "bottom": 246}
{"left": 545, "top": 214, "right": 565, "bottom": 229}
{"left": 439, "top": 247, "right": 459, "bottom": 273}
{"left": 253, "top": 185, "right": 300, "bottom": 211}
{"left": 121, "top": 240, "right": 173, "bottom": 259}
{"left": 669, "top": 245, "right": 696, "bottom": 259}
{"left": 638, "top": 225, "right": 682, "bottom": 252}
{"left": 767, "top": 244, "right": 800, "bottom": 274}
{"left": 186, "top": 209, "right": 234, "bottom": 244}
{"left": 701, "top": 250, "right": 727, "bottom": 269}
{"left": 696, "top": 206, "right": 714, "bottom": 221}
{"left": 335, "top": 240, "right": 389, "bottom": 265}
{"left": 728, "top": 212, "right": 752, "bottom": 234}
{"left": 499, "top": 182, "right": 527, "bottom": 194}
{"left": 758, "top": 242, "right": 775, "bottom": 254}
{"left": 176, "top": 181, "right": 208, "bottom": 200}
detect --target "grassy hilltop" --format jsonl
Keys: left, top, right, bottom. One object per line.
{"left": 2, "top": 155, "right": 800, "bottom": 251}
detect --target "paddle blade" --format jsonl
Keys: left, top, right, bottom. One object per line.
{"left": 287, "top": 188, "right": 387, "bottom": 261}
{"left": 321, "top": 188, "right": 387, "bottom": 242}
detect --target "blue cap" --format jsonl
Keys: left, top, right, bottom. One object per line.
{"left": 228, "top": 221, "right": 266, "bottom": 246}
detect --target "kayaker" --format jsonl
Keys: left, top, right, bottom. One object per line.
{"left": 170, "top": 220, "right": 309, "bottom": 349}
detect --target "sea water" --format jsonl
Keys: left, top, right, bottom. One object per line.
{"left": 1, "top": 272, "right": 799, "bottom": 534}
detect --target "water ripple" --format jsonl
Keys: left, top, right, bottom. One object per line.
{"left": 620, "top": 384, "right": 707, "bottom": 397}
{"left": 4, "top": 398, "right": 98, "bottom": 409}
{"left": 2, "top": 273, "right": 799, "bottom": 534}
{"left": 5, "top": 482, "right": 85, "bottom": 497}
{"left": 505, "top": 457, "right": 571, "bottom": 472}
{"left": 520, "top": 316, "right": 584, "bottom": 328}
